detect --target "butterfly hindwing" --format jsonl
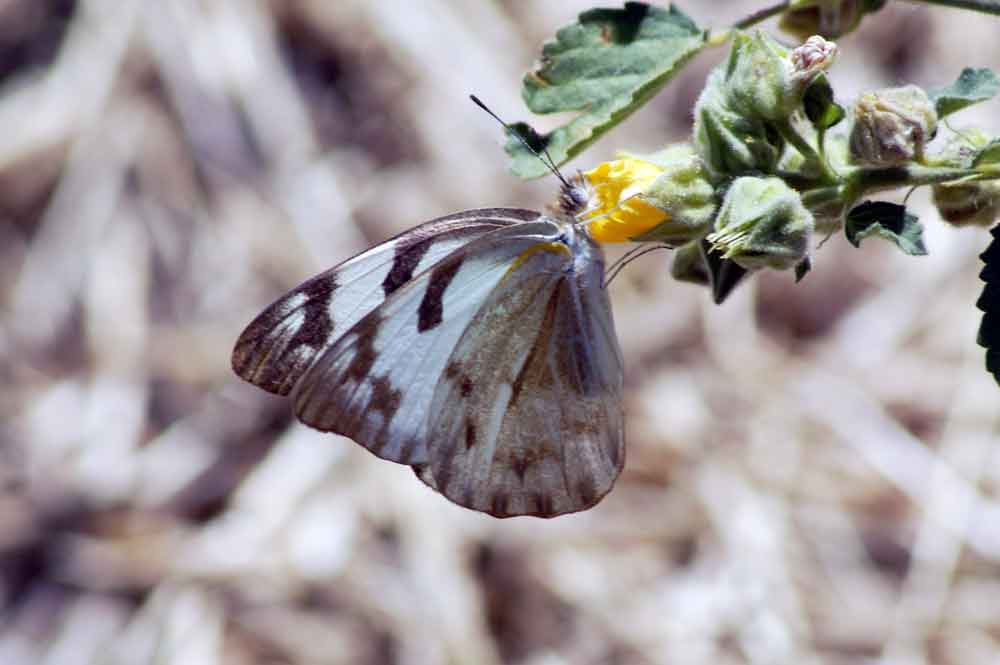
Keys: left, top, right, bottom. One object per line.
{"left": 416, "top": 230, "right": 625, "bottom": 518}
{"left": 290, "top": 219, "right": 576, "bottom": 466}
{"left": 232, "top": 209, "right": 540, "bottom": 395}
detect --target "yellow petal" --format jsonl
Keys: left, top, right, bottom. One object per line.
{"left": 582, "top": 158, "right": 669, "bottom": 243}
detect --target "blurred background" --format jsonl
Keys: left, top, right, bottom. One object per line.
{"left": 2, "top": 1, "right": 1000, "bottom": 663}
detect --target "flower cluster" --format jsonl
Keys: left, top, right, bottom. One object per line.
{"left": 579, "top": 32, "right": 838, "bottom": 274}
{"left": 572, "top": 30, "right": 1000, "bottom": 292}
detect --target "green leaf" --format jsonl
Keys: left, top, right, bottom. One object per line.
{"left": 929, "top": 67, "right": 999, "bottom": 119}
{"left": 977, "top": 224, "right": 1000, "bottom": 386}
{"left": 507, "top": 3, "right": 706, "bottom": 178}
{"left": 973, "top": 139, "right": 1000, "bottom": 167}
{"left": 845, "top": 201, "right": 927, "bottom": 255}
{"left": 803, "top": 75, "right": 845, "bottom": 130}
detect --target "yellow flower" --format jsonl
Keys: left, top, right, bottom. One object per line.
{"left": 581, "top": 157, "right": 669, "bottom": 243}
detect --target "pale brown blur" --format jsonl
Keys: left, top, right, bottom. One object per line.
{"left": 2, "top": 1, "right": 1000, "bottom": 664}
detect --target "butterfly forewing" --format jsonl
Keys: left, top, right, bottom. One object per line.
{"left": 290, "top": 219, "right": 576, "bottom": 466}
{"left": 416, "top": 231, "right": 625, "bottom": 518}
{"left": 232, "top": 209, "right": 540, "bottom": 395}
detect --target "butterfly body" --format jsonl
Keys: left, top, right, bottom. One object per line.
{"left": 234, "top": 187, "right": 624, "bottom": 518}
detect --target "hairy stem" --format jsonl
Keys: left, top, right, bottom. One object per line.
{"left": 801, "top": 184, "right": 847, "bottom": 209}
{"left": 774, "top": 120, "right": 838, "bottom": 184}
{"left": 732, "top": 1, "right": 792, "bottom": 29}
{"left": 843, "top": 164, "right": 996, "bottom": 194}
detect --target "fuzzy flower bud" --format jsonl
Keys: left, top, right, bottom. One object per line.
{"left": 849, "top": 85, "right": 938, "bottom": 166}
{"left": 791, "top": 36, "right": 839, "bottom": 81}
{"left": 707, "top": 176, "right": 814, "bottom": 271}
{"left": 934, "top": 181, "right": 1000, "bottom": 227}
{"left": 694, "top": 69, "right": 784, "bottom": 180}
{"left": 581, "top": 146, "right": 716, "bottom": 245}
{"left": 694, "top": 32, "right": 837, "bottom": 180}
{"left": 931, "top": 129, "right": 1000, "bottom": 227}
{"left": 725, "top": 32, "right": 837, "bottom": 123}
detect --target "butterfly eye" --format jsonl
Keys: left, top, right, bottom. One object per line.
{"left": 570, "top": 186, "right": 590, "bottom": 207}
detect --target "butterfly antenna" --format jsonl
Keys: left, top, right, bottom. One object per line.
{"left": 470, "top": 94, "right": 571, "bottom": 189}
{"left": 603, "top": 244, "right": 672, "bottom": 288}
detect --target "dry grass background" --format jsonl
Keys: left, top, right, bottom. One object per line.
{"left": 2, "top": 1, "right": 1000, "bottom": 663}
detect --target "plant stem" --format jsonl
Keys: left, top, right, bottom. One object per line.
{"left": 900, "top": 0, "right": 1000, "bottom": 16}
{"left": 801, "top": 184, "right": 846, "bottom": 209}
{"left": 733, "top": 1, "right": 792, "bottom": 29}
{"left": 843, "top": 164, "right": 994, "bottom": 194}
{"left": 774, "top": 120, "right": 838, "bottom": 184}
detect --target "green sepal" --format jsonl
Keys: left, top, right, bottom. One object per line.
{"left": 693, "top": 68, "right": 785, "bottom": 181}
{"left": 670, "top": 239, "right": 749, "bottom": 304}
{"left": 505, "top": 3, "right": 706, "bottom": 178}
{"left": 803, "top": 75, "right": 845, "bottom": 130}
{"left": 929, "top": 68, "right": 999, "bottom": 119}
{"left": 845, "top": 201, "right": 927, "bottom": 255}
{"left": 671, "top": 240, "right": 711, "bottom": 286}
{"left": 973, "top": 140, "right": 1000, "bottom": 167}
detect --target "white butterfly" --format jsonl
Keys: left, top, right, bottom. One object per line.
{"left": 233, "top": 176, "right": 625, "bottom": 518}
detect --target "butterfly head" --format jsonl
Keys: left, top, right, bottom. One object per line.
{"left": 552, "top": 173, "right": 600, "bottom": 223}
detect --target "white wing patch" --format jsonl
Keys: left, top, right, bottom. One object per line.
{"left": 232, "top": 209, "right": 540, "bottom": 395}
{"left": 291, "top": 221, "right": 571, "bottom": 466}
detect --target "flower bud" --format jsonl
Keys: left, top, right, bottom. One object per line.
{"left": 707, "top": 176, "right": 814, "bottom": 271}
{"left": 580, "top": 146, "right": 717, "bottom": 245}
{"left": 693, "top": 32, "right": 837, "bottom": 179}
{"left": 933, "top": 182, "right": 1000, "bottom": 227}
{"left": 791, "top": 36, "right": 839, "bottom": 85}
{"left": 694, "top": 69, "right": 785, "bottom": 180}
{"left": 725, "top": 32, "right": 837, "bottom": 123}
{"left": 931, "top": 129, "right": 1000, "bottom": 227}
{"left": 779, "top": 0, "right": 886, "bottom": 41}
{"left": 849, "top": 85, "right": 938, "bottom": 166}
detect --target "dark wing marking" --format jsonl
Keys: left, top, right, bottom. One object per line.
{"left": 291, "top": 219, "right": 569, "bottom": 466}
{"left": 232, "top": 209, "right": 541, "bottom": 395}
{"left": 416, "top": 233, "right": 625, "bottom": 518}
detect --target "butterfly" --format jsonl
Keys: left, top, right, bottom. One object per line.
{"left": 233, "top": 102, "right": 625, "bottom": 518}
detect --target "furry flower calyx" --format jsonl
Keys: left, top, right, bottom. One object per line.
{"left": 707, "top": 176, "right": 814, "bottom": 271}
